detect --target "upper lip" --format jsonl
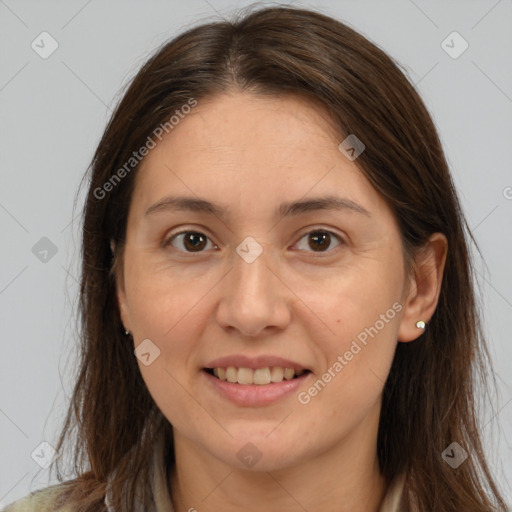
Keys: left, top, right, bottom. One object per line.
{"left": 205, "top": 354, "right": 309, "bottom": 372}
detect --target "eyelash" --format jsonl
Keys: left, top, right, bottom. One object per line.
{"left": 162, "top": 228, "right": 345, "bottom": 256}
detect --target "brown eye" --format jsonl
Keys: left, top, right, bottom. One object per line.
{"left": 166, "top": 231, "right": 214, "bottom": 253}
{"left": 295, "top": 230, "right": 342, "bottom": 253}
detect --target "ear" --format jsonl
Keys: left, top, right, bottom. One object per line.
{"left": 111, "top": 239, "right": 132, "bottom": 333}
{"left": 397, "top": 233, "right": 448, "bottom": 342}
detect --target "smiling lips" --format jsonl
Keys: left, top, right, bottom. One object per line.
{"left": 208, "top": 366, "right": 307, "bottom": 385}
{"left": 204, "top": 355, "right": 310, "bottom": 385}
{"left": 203, "top": 367, "right": 311, "bottom": 407}
{"left": 203, "top": 355, "right": 311, "bottom": 405}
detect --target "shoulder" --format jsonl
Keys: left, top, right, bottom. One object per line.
{"left": 1, "top": 482, "right": 76, "bottom": 512}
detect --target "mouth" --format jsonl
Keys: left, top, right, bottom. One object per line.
{"left": 204, "top": 366, "right": 311, "bottom": 385}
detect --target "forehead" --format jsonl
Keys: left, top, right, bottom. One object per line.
{"left": 130, "top": 91, "right": 387, "bottom": 220}
{"left": 151, "top": 93, "right": 339, "bottom": 163}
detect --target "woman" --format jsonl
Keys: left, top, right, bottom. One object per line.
{"left": 3, "top": 5, "right": 508, "bottom": 512}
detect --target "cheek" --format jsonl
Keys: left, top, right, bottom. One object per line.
{"left": 294, "top": 259, "right": 403, "bottom": 412}
{"left": 296, "top": 314, "right": 399, "bottom": 444}
{"left": 123, "top": 263, "right": 218, "bottom": 412}
{"left": 125, "top": 265, "right": 212, "bottom": 430}
{"left": 299, "top": 255, "right": 404, "bottom": 346}
{"left": 138, "top": 359, "right": 209, "bottom": 440}
{"left": 124, "top": 253, "right": 216, "bottom": 338}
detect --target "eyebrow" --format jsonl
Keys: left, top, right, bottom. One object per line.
{"left": 144, "top": 195, "right": 371, "bottom": 219}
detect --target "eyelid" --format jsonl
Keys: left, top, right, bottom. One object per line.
{"left": 291, "top": 228, "right": 345, "bottom": 255}
{"left": 162, "top": 226, "right": 346, "bottom": 254}
{"left": 162, "top": 229, "right": 218, "bottom": 253}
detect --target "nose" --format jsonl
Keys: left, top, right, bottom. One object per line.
{"left": 215, "top": 241, "right": 292, "bottom": 338}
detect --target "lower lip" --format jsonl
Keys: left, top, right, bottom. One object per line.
{"left": 203, "top": 370, "right": 310, "bottom": 407}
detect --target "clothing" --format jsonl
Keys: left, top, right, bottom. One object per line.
{"left": 2, "top": 429, "right": 406, "bottom": 511}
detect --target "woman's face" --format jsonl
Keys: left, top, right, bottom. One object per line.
{"left": 117, "top": 91, "right": 411, "bottom": 471}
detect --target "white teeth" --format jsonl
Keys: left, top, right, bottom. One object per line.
{"left": 270, "top": 366, "right": 284, "bottom": 382}
{"left": 284, "top": 368, "right": 295, "bottom": 380}
{"left": 226, "top": 366, "right": 237, "bottom": 383}
{"left": 253, "top": 367, "right": 271, "bottom": 385}
{"left": 209, "top": 366, "right": 306, "bottom": 385}
{"left": 237, "top": 367, "right": 253, "bottom": 385}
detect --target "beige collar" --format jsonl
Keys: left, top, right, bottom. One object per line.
{"left": 378, "top": 471, "right": 406, "bottom": 512}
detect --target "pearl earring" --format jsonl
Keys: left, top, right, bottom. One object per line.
{"left": 124, "top": 329, "right": 130, "bottom": 335}
{"left": 416, "top": 320, "right": 426, "bottom": 329}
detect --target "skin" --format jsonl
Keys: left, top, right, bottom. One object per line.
{"left": 116, "top": 91, "right": 447, "bottom": 512}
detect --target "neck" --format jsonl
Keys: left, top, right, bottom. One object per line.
{"left": 169, "top": 409, "right": 388, "bottom": 512}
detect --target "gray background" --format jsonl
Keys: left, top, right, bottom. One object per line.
{"left": 1, "top": 0, "right": 511, "bottom": 507}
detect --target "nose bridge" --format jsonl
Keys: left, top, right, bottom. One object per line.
{"left": 231, "top": 235, "right": 277, "bottom": 305}
{"left": 216, "top": 235, "right": 290, "bottom": 336}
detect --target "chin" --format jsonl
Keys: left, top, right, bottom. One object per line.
{"left": 205, "top": 432, "right": 310, "bottom": 472}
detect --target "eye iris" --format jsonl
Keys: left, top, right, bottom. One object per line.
{"left": 309, "top": 231, "right": 330, "bottom": 252}
{"left": 183, "top": 232, "right": 207, "bottom": 251}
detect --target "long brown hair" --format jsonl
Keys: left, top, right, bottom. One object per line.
{"left": 45, "top": 5, "right": 507, "bottom": 511}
